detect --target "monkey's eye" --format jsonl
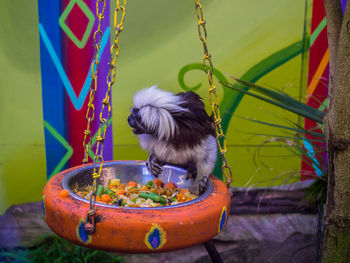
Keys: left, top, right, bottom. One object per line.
{"left": 132, "top": 108, "right": 139, "bottom": 115}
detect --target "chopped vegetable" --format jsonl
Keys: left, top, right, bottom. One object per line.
{"left": 140, "top": 185, "right": 149, "bottom": 191}
{"left": 179, "top": 188, "right": 187, "bottom": 195}
{"left": 128, "top": 181, "right": 137, "bottom": 188}
{"left": 125, "top": 185, "right": 136, "bottom": 191}
{"left": 116, "top": 189, "right": 126, "bottom": 196}
{"left": 165, "top": 182, "right": 176, "bottom": 190}
{"left": 59, "top": 189, "right": 69, "bottom": 198}
{"left": 153, "top": 178, "right": 163, "bottom": 187}
{"left": 109, "top": 178, "right": 120, "bottom": 186}
{"left": 96, "top": 185, "right": 104, "bottom": 197}
{"left": 74, "top": 178, "right": 198, "bottom": 207}
{"left": 177, "top": 188, "right": 189, "bottom": 202}
{"left": 118, "top": 199, "right": 126, "bottom": 206}
{"left": 104, "top": 187, "right": 114, "bottom": 196}
{"left": 139, "top": 192, "right": 167, "bottom": 204}
{"left": 110, "top": 187, "right": 120, "bottom": 193}
{"left": 146, "top": 180, "right": 154, "bottom": 188}
{"left": 177, "top": 194, "right": 186, "bottom": 202}
{"left": 101, "top": 194, "right": 111, "bottom": 203}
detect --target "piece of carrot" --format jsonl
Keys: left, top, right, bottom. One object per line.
{"left": 185, "top": 197, "right": 192, "bottom": 202}
{"left": 59, "top": 189, "right": 69, "bottom": 198}
{"left": 153, "top": 178, "right": 163, "bottom": 187}
{"left": 179, "top": 188, "right": 187, "bottom": 195}
{"left": 165, "top": 182, "right": 176, "bottom": 190}
{"left": 141, "top": 185, "right": 149, "bottom": 191}
{"left": 95, "top": 196, "right": 101, "bottom": 202}
{"left": 101, "top": 194, "right": 111, "bottom": 203}
{"left": 177, "top": 194, "right": 186, "bottom": 202}
{"left": 128, "top": 181, "right": 137, "bottom": 188}
{"left": 116, "top": 189, "right": 126, "bottom": 196}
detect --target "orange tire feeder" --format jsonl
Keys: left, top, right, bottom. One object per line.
{"left": 42, "top": 161, "right": 231, "bottom": 253}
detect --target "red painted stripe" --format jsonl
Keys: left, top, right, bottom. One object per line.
{"left": 308, "top": 29, "right": 329, "bottom": 86}
{"left": 62, "top": 0, "right": 95, "bottom": 167}
{"left": 310, "top": 0, "right": 326, "bottom": 32}
{"left": 302, "top": 0, "right": 328, "bottom": 179}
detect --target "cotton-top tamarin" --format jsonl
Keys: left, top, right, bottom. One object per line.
{"left": 128, "top": 86, "right": 217, "bottom": 195}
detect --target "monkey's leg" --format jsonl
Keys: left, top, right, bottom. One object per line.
{"left": 146, "top": 154, "right": 163, "bottom": 177}
{"left": 185, "top": 161, "right": 197, "bottom": 180}
{"left": 192, "top": 162, "right": 211, "bottom": 195}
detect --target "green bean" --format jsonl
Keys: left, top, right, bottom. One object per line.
{"left": 139, "top": 192, "right": 166, "bottom": 204}
{"left": 104, "top": 187, "right": 114, "bottom": 196}
{"left": 96, "top": 185, "right": 104, "bottom": 197}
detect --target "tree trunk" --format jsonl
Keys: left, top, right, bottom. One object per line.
{"left": 323, "top": 0, "right": 343, "bottom": 101}
{"left": 322, "top": 1, "right": 350, "bottom": 262}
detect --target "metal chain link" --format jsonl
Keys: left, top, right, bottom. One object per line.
{"left": 83, "top": 0, "right": 107, "bottom": 165}
{"left": 194, "top": 0, "right": 233, "bottom": 187}
{"left": 82, "top": 0, "right": 127, "bottom": 231}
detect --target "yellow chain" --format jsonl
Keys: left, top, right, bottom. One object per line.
{"left": 194, "top": 0, "right": 233, "bottom": 187}
{"left": 83, "top": 0, "right": 107, "bottom": 164}
{"left": 84, "top": 0, "right": 127, "bottom": 214}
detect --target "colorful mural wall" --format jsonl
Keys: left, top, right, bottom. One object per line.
{"left": 38, "top": 0, "right": 113, "bottom": 179}
{"left": 1, "top": 0, "right": 320, "bottom": 214}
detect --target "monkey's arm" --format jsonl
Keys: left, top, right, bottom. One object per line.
{"left": 146, "top": 154, "right": 164, "bottom": 177}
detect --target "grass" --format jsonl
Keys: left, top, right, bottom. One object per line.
{"left": 0, "top": 235, "right": 123, "bottom": 263}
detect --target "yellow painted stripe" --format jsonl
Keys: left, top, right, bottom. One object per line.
{"left": 306, "top": 48, "right": 329, "bottom": 101}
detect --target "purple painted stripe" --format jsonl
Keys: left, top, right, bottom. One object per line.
{"left": 342, "top": 0, "right": 347, "bottom": 14}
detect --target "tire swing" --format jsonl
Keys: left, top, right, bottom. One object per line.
{"left": 42, "top": 0, "right": 233, "bottom": 255}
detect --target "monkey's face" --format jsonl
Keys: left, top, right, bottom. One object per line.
{"left": 128, "top": 105, "right": 171, "bottom": 140}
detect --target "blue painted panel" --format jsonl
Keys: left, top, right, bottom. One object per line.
{"left": 38, "top": 0, "right": 67, "bottom": 178}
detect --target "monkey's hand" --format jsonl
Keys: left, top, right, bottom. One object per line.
{"left": 192, "top": 176, "right": 208, "bottom": 195}
{"left": 146, "top": 154, "right": 163, "bottom": 177}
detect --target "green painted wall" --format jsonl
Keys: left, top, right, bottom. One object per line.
{"left": 0, "top": 0, "right": 46, "bottom": 214}
{"left": 0, "top": 0, "right": 311, "bottom": 214}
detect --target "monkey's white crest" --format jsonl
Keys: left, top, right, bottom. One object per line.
{"left": 133, "top": 85, "right": 184, "bottom": 112}
{"left": 133, "top": 85, "right": 186, "bottom": 140}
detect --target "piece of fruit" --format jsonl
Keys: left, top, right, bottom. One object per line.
{"left": 59, "top": 189, "right": 69, "bottom": 198}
